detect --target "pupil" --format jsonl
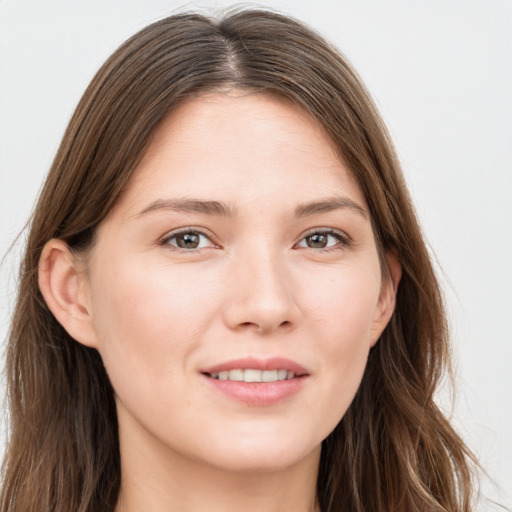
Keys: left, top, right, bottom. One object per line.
{"left": 308, "top": 234, "right": 327, "bottom": 248}
{"left": 178, "top": 233, "right": 199, "bottom": 249}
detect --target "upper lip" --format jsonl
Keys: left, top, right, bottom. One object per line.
{"left": 201, "top": 357, "right": 308, "bottom": 376}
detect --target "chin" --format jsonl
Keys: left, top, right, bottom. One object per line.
{"left": 193, "top": 430, "right": 322, "bottom": 474}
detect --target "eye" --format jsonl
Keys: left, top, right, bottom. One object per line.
{"left": 161, "top": 230, "right": 216, "bottom": 250}
{"left": 296, "top": 230, "right": 349, "bottom": 250}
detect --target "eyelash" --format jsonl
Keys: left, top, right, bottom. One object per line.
{"left": 159, "top": 228, "right": 218, "bottom": 252}
{"left": 296, "top": 228, "right": 351, "bottom": 252}
{"left": 159, "top": 228, "right": 351, "bottom": 253}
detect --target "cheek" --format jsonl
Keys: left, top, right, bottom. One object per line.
{"left": 88, "top": 257, "right": 218, "bottom": 394}
{"left": 298, "top": 260, "right": 381, "bottom": 422}
{"left": 301, "top": 258, "right": 381, "bottom": 343}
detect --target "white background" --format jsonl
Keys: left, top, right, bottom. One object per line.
{"left": 0, "top": 0, "right": 510, "bottom": 508}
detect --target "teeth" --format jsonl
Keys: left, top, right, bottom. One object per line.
{"left": 244, "top": 369, "right": 261, "bottom": 382}
{"left": 228, "top": 369, "right": 244, "bottom": 381}
{"left": 209, "top": 369, "right": 296, "bottom": 382}
{"left": 262, "top": 370, "right": 278, "bottom": 382}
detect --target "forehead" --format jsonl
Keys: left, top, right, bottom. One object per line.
{"left": 113, "top": 91, "right": 366, "bottom": 217}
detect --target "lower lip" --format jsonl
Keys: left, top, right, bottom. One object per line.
{"left": 203, "top": 375, "right": 307, "bottom": 406}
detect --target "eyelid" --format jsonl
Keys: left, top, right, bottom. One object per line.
{"left": 159, "top": 226, "right": 220, "bottom": 250}
{"left": 294, "top": 227, "right": 351, "bottom": 249}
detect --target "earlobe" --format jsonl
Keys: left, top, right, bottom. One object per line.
{"left": 370, "top": 251, "right": 402, "bottom": 347}
{"left": 38, "top": 239, "right": 98, "bottom": 348}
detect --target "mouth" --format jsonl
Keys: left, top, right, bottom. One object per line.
{"left": 205, "top": 369, "right": 304, "bottom": 382}
{"left": 200, "top": 357, "right": 308, "bottom": 405}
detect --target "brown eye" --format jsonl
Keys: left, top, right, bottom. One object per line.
{"left": 305, "top": 233, "right": 328, "bottom": 248}
{"left": 175, "top": 232, "right": 200, "bottom": 249}
{"left": 164, "top": 231, "right": 214, "bottom": 250}
{"left": 296, "top": 230, "right": 348, "bottom": 250}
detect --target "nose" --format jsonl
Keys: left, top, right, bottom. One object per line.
{"left": 222, "top": 247, "right": 300, "bottom": 335}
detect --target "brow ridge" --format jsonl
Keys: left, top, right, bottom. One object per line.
{"left": 137, "top": 196, "right": 367, "bottom": 219}
{"left": 294, "top": 197, "right": 368, "bottom": 218}
{"left": 138, "top": 198, "right": 237, "bottom": 217}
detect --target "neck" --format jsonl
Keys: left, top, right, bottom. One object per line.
{"left": 114, "top": 415, "right": 321, "bottom": 512}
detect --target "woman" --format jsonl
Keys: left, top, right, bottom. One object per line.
{"left": 1, "top": 9, "right": 477, "bottom": 512}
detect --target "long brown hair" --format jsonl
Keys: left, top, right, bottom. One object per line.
{"left": 1, "top": 9, "right": 477, "bottom": 511}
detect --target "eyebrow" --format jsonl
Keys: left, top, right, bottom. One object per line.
{"left": 137, "top": 196, "right": 368, "bottom": 219}
{"left": 294, "top": 197, "right": 368, "bottom": 219}
{"left": 137, "top": 198, "right": 237, "bottom": 217}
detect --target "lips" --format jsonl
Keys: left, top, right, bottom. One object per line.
{"left": 209, "top": 368, "right": 295, "bottom": 382}
{"left": 201, "top": 357, "right": 308, "bottom": 406}
{"left": 201, "top": 357, "right": 307, "bottom": 376}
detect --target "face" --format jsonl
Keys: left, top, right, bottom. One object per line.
{"left": 79, "top": 92, "right": 395, "bottom": 474}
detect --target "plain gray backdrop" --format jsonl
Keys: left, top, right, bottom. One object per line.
{"left": 1, "top": 0, "right": 511, "bottom": 507}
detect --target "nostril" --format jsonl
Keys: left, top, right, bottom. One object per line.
{"left": 236, "top": 319, "right": 293, "bottom": 333}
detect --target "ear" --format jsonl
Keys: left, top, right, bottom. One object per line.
{"left": 38, "top": 239, "right": 98, "bottom": 348}
{"left": 370, "top": 250, "right": 402, "bottom": 347}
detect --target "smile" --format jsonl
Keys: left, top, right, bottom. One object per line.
{"left": 202, "top": 357, "right": 309, "bottom": 405}
{"left": 208, "top": 369, "right": 297, "bottom": 382}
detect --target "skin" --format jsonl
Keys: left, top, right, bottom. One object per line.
{"left": 39, "top": 91, "right": 400, "bottom": 512}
